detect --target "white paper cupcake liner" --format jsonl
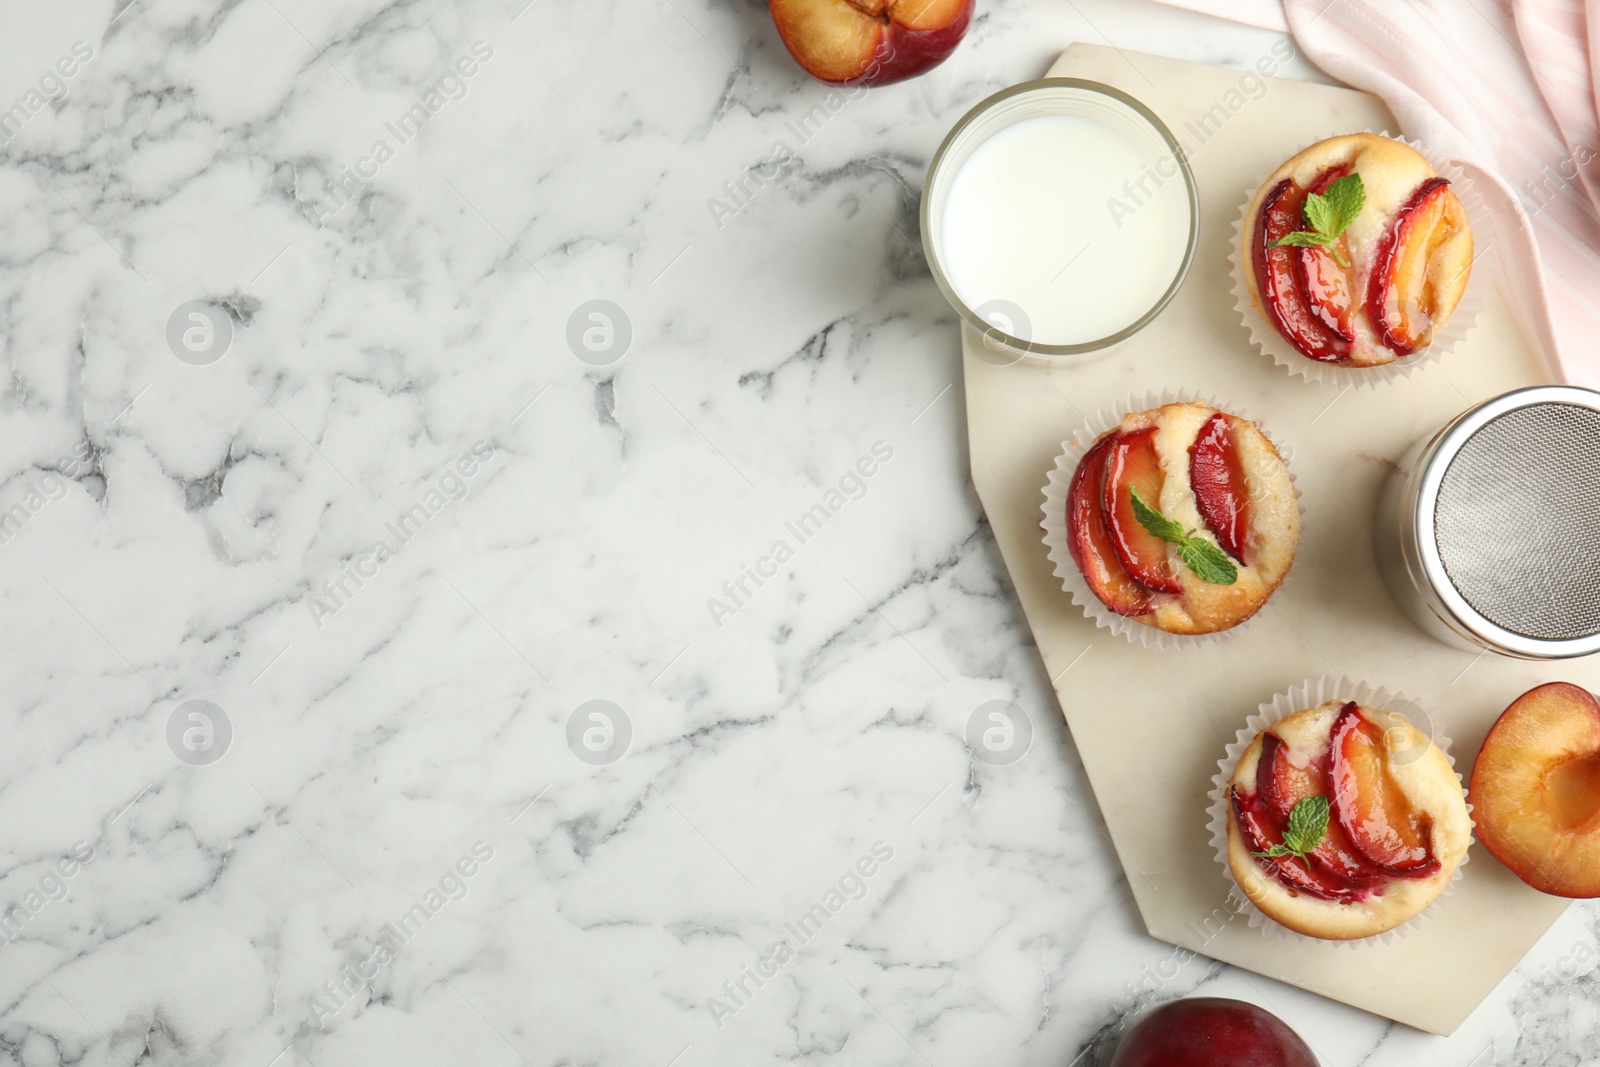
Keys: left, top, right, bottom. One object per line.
{"left": 1206, "top": 675, "right": 1472, "bottom": 947}
{"left": 1039, "top": 389, "right": 1301, "bottom": 650}
{"left": 1229, "top": 131, "right": 1489, "bottom": 389}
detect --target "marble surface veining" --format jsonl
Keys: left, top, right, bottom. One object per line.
{"left": 0, "top": 0, "right": 1591, "bottom": 1064}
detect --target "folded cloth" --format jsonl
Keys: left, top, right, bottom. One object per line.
{"left": 1153, "top": 0, "right": 1600, "bottom": 387}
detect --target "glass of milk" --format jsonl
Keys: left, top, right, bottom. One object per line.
{"left": 922, "top": 79, "right": 1198, "bottom": 366}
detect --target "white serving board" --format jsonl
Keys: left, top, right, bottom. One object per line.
{"left": 967, "top": 44, "right": 1582, "bottom": 1036}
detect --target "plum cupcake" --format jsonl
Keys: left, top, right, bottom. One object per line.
{"left": 1236, "top": 132, "right": 1476, "bottom": 384}
{"left": 1214, "top": 684, "right": 1473, "bottom": 942}
{"left": 1042, "top": 398, "right": 1299, "bottom": 644}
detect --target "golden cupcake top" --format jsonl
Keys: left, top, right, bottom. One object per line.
{"left": 1227, "top": 699, "right": 1472, "bottom": 940}
{"left": 1242, "top": 132, "right": 1473, "bottom": 368}
{"left": 1064, "top": 402, "right": 1298, "bottom": 635}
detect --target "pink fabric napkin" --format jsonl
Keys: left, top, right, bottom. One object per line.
{"left": 1155, "top": 0, "right": 1600, "bottom": 387}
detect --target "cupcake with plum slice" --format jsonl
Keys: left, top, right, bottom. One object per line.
{"left": 1042, "top": 400, "right": 1298, "bottom": 642}
{"left": 1239, "top": 132, "right": 1474, "bottom": 377}
{"left": 1221, "top": 695, "right": 1472, "bottom": 941}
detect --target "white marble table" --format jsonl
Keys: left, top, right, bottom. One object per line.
{"left": 0, "top": 0, "right": 1590, "bottom": 1064}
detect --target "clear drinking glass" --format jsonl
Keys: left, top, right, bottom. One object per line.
{"left": 921, "top": 78, "right": 1199, "bottom": 367}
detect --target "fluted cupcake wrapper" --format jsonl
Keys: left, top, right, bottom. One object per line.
{"left": 1206, "top": 675, "right": 1471, "bottom": 947}
{"left": 1039, "top": 389, "right": 1301, "bottom": 650}
{"left": 1228, "top": 131, "right": 1489, "bottom": 389}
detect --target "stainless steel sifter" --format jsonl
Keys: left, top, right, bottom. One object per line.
{"left": 1374, "top": 385, "right": 1600, "bottom": 659}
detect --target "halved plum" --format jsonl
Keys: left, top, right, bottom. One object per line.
{"left": 1330, "top": 702, "right": 1440, "bottom": 877}
{"left": 1257, "top": 732, "right": 1387, "bottom": 887}
{"left": 1294, "top": 165, "right": 1356, "bottom": 342}
{"left": 1066, "top": 436, "right": 1156, "bottom": 617}
{"left": 1103, "top": 428, "right": 1182, "bottom": 594}
{"left": 769, "top": 0, "right": 974, "bottom": 87}
{"left": 1367, "top": 177, "right": 1459, "bottom": 356}
{"left": 1471, "top": 682, "right": 1600, "bottom": 898}
{"left": 1252, "top": 177, "right": 1353, "bottom": 363}
{"left": 1188, "top": 413, "right": 1250, "bottom": 564}
{"left": 1231, "top": 786, "right": 1370, "bottom": 901}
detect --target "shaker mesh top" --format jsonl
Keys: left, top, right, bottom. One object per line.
{"left": 1433, "top": 402, "right": 1600, "bottom": 641}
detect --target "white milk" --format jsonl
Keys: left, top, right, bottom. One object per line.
{"left": 939, "top": 114, "right": 1188, "bottom": 346}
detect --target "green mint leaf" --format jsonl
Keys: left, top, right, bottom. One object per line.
{"left": 1302, "top": 188, "right": 1336, "bottom": 237}
{"left": 1320, "top": 173, "right": 1366, "bottom": 237}
{"left": 1129, "top": 487, "right": 1186, "bottom": 544}
{"left": 1281, "top": 795, "right": 1331, "bottom": 856}
{"left": 1179, "top": 538, "right": 1238, "bottom": 586}
{"left": 1130, "top": 489, "right": 1239, "bottom": 586}
{"left": 1268, "top": 231, "right": 1330, "bottom": 250}
{"left": 1270, "top": 173, "right": 1365, "bottom": 260}
{"left": 1252, "top": 796, "right": 1331, "bottom": 872}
